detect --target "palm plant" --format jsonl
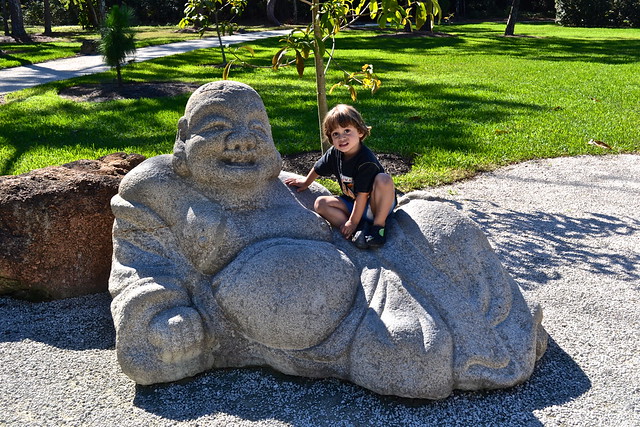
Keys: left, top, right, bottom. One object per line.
{"left": 99, "top": 4, "right": 136, "bottom": 86}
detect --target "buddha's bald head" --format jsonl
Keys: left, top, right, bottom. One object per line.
{"left": 183, "top": 80, "right": 264, "bottom": 121}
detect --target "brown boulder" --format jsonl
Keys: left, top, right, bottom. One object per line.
{"left": 0, "top": 153, "right": 145, "bottom": 301}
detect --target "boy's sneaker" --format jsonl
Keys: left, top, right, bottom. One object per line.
{"left": 352, "top": 221, "right": 370, "bottom": 250}
{"left": 365, "top": 225, "right": 387, "bottom": 248}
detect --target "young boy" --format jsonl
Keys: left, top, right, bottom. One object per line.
{"left": 285, "top": 104, "right": 396, "bottom": 249}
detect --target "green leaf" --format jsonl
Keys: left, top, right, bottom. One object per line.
{"left": 349, "top": 85, "right": 357, "bottom": 101}
{"left": 370, "top": 0, "right": 379, "bottom": 18}
{"left": 416, "top": 2, "right": 427, "bottom": 30}
{"left": 222, "top": 60, "right": 233, "bottom": 80}
{"left": 295, "top": 51, "right": 305, "bottom": 77}
{"left": 272, "top": 47, "right": 287, "bottom": 70}
{"left": 329, "top": 82, "right": 342, "bottom": 94}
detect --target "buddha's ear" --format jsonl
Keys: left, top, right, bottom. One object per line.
{"left": 177, "top": 116, "right": 189, "bottom": 142}
{"left": 172, "top": 116, "right": 190, "bottom": 177}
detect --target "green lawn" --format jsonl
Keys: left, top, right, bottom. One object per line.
{"left": 1, "top": 22, "right": 639, "bottom": 191}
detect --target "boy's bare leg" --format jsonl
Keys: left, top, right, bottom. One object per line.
{"left": 314, "top": 196, "right": 351, "bottom": 229}
{"left": 370, "top": 173, "right": 396, "bottom": 227}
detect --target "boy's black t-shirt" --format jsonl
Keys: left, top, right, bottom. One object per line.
{"left": 314, "top": 145, "right": 384, "bottom": 202}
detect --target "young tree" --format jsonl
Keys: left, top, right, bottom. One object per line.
{"left": 99, "top": 4, "right": 136, "bottom": 86}
{"left": 179, "top": 0, "right": 247, "bottom": 65}
{"left": 273, "top": 0, "right": 440, "bottom": 151}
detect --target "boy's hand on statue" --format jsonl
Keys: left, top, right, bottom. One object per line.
{"left": 341, "top": 220, "right": 357, "bottom": 239}
{"left": 284, "top": 177, "right": 309, "bottom": 192}
{"left": 149, "top": 306, "right": 206, "bottom": 364}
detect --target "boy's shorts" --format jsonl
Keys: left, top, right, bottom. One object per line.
{"left": 339, "top": 195, "right": 397, "bottom": 222}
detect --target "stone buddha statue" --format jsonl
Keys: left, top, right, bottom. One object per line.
{"left": 109, "top": 80, "right": 547, "bottom": 399}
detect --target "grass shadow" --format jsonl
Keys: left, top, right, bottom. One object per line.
{"left": 336, "top": 30, "right": 640, "bottom": 65}
{"left": 0, "top": 95, "right": 186, "bottom": 175}
{"left": 463, "top": 36, "right": 640, "bottom": 65}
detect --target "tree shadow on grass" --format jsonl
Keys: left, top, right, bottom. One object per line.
{"left": 338, "top": 32, "right": 640, "bottom": 65}
{"left": 0, "top": 78, "right": 542, "bottom": 175}
{"left": 261, "top": 79, "right": 545, "bottom": 158}
{"left": 0, "top": 51, "right": 33, "bottom": 67}
{"left": 469, "top": 36, "right": 640, "bottom": 65}
{"left": 0, "top": 95, "right": 186, "bottom": 175}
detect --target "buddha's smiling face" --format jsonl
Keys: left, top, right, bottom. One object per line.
{"left": 175, "top": 82, "right": 282, "bottom": 191}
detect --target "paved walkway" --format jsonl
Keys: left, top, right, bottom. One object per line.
{"left": 0, "top": 29, "right": 290, "bottom": 95}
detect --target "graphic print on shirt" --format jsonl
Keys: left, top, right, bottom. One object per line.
{"left": 340, "top": 173, "right": 356, "bottom": 199}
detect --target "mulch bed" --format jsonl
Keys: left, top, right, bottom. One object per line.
{"left": 58, "top": 82, "right": 202, "bottom": 102}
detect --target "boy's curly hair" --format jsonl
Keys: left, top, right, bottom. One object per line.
{"left": 323, "top": 104, "right": 371, "bottom": 142}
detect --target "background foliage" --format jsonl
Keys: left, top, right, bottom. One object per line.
{"left": 9, "top": 0, "right": 638, "bottom": 29}
{"left": 5, "top": 0, "right": 639, "bottom": 29}
{"left": 556, "top": 0, "right": 640, "bottom": 27}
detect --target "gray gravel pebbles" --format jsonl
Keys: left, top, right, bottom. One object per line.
{"left": 1, "top": 154, "right": 639, "bottom": 426}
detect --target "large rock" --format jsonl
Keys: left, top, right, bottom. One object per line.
{"left": 0, "top": 153, "right": 145, "bottom": 300}
{"left": 109, "top": 81, "right": 547, "bottom": 399}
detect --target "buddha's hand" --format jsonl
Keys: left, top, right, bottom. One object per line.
{"left": 149, "top": 306, "right": 206, "bottom": 364}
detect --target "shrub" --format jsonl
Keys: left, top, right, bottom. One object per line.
{"left": 22, "top": 0, "right": 76, "bottom": 26}
{"left": 556, "top": 0, "right": 640, "bottom": 26}
{"left": 99, "top": 4, "right": 136, "bottom": 86}
{"left": 610, "top": 0, "right": 640, "bottom": 26}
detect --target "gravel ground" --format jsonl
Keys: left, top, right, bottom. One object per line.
{"left": 1, "top": 154, "right": 639, "bottom": 426}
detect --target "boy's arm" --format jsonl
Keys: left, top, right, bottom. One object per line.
{"left": 342, "top": 192, "right": 370, "bottom": 238}
{"left": 284, "top": 168, "right": 320, "bottom": 192}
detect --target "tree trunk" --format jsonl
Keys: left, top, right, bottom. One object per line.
{"left": 98, "top": 0, "right": 105, "bottom": 25}
{"left": 504, "top": 0, "right": 520, "bottom": 36}
{"left": 43, "top": 0, "right": 52, "bottom": 35}
{"left": 213, "top": 10, "right": 227, "bottom": 64}
{"left": 267, "top": 0, "right": 280, "bottom": 26}
{"left": 292, "top": 0, "right": 297, "bottom": 23}
{"left": 7, "top": 0, "right": 28, "bottom": 40}
{"left": 312, "top": 0, "right": 330, "bottom": 152}
{"left": 116, "top": 64, "right": 123, "bottom": 86}
{"left": 2, "top": 0, "right": 10, "bottom": 36}
{"left": 86, "top": 0, "right": 100, "bottom": 28}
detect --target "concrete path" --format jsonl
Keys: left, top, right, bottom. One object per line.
{"left": 0, "top": 29, "right": 290, "bottom": 95}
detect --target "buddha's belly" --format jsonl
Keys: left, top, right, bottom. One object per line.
{"left": 213, "top": 238, "right": 359, "bottom": 350}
